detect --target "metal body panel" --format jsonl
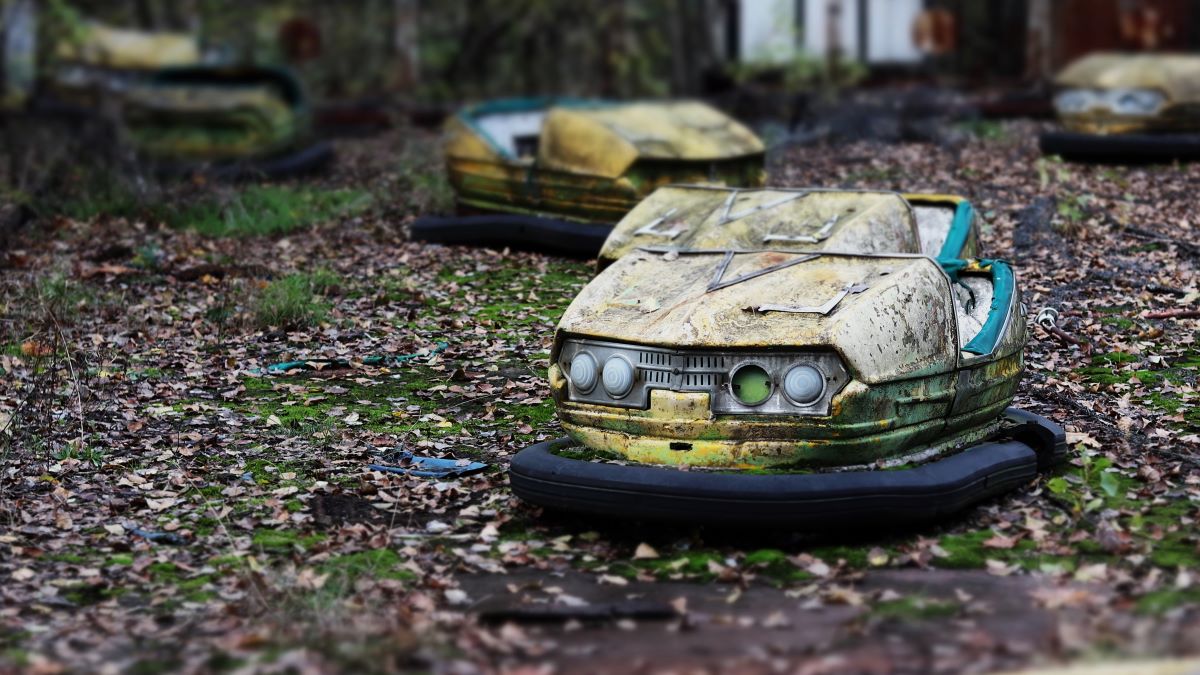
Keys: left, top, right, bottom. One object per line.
{"left": 557, "top": 251, "right": 963, "bottom": 384}
{"left": 550, "top": 246, "right": 1025, "bottom": 468}
{"left": 598, "top": 187, "right": 982, "bottom": 268}
{"left": 443, "top": 100, "right": 766, "bottom": 224}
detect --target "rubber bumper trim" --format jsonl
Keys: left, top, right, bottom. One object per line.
{"left": 509, "top": 407, "right": 1064, "bottom": 528}
{"left": 410, "top": 214, "right": 613, "bottom": 258}
{"left": 1039, "top": 131, "right": 1200, "bottom": 164}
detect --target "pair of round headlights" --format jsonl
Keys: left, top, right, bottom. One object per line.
{"left": 568, "top": 352, "right": 825, "bottom": 407}
{"left": 729, "top": 363, "right": 824, "bottom": 407}
{"left": 568, "top": 352, "right": 634, "bottom": 398}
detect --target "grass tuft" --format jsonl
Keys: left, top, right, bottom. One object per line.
{"left": 253, "top": 270, "right": 340, "bottom": 329}
{"left": 174, "top": 186, "right": 372, "bottom": 238}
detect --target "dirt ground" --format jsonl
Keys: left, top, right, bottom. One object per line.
{"left": 1, "top": 118, "right": 1198, "bottom": 674}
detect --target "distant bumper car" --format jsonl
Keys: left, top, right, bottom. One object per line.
{"left": 1039, "top": 53, "right": 1200, "bottom": 163}
{"left": 3, "top": 14, "right": 331, "bottom": 179}
{"left": 410, "top": 98, "right": 765, "bottom": 256}
{"left": 115, "top": 66, "right": 333, "bottom": 179}
{"left": 509, "top": 188, "right": 1064, "bottom": 527}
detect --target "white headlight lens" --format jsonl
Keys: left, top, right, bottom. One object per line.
{"left": 1054, "top": 89, "right": 1097, "bottom": 113}
{"left": 601, "top": 356, "right": 635, "bottom": 398}
{"left": 1109, "top": 89, "right": 1164, "bottom": 115}
{"left": 783, "top": 364, "right": 824, "bottom": 405}
{"left": 568, "top": 351, "right": 598, "bottom": 393}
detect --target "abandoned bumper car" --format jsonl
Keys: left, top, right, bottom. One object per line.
{"left": 411, "top": 98, "right": 765, "bottom": 256}
{"left": 7, "top": 17, "right": 333, "bottom": 178}
{"left": 1040, "top": 52, "right": 1200, "bottom": 162}
{"left": 510, "top": 188, "right": 1065, "bottom": 527}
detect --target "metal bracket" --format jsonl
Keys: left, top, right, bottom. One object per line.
{"left": 706, "top": 251, "right": 822, "bottom": 293}
{"left": 633, "top": 208, "right": 684, "bottom": 239}
{"left": 755, "top": 282, "right": 869, "bottom": 315}
{"left": 762, "top": 213, "right": 839, "bottom": 245}
{"left": 723, "top": 192, "right": 806, "bottom": 223}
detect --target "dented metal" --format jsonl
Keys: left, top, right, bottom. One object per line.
{"left": 597, "top": 187, "right": 982, "bottom": 268}
{"left": 443, "top": 100, "right": 766, "bottom": 224}
{"left": 549, "top": 187, "right": 1023, "bottom": 469}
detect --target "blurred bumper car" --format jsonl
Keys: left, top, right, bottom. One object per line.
{"left": 2, "top": 13, "right": 331, "bottom": 179}
{"left": 509, "top": 188, "right": 1064, "bottom": 528}
{"left": 411, "top": 98, "right": 765, "bottom": 256}
{"left": 112, "top": 66, "right": 333, "bottom": 179}
{"left": 1040, "top": 52, "right": 1200, "bottom": 163}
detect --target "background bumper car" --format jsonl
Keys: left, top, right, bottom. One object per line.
{"left": 411, "top": 98, "right": 765, "bottom": 256}
{"left": 1039, "top": 53, "right": 1200, "bottom": 163}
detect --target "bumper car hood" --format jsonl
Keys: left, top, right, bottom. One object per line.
{"left": 557, "top": 249, "right": 961, "bottom": 384}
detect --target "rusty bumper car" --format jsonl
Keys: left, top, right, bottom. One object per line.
{"left": 510, "top": 188, "right": 1064, "bottom": 527}
{"left": 410, "top": 97, "right": 765, "bottom": 256}
{"left": 111, "top": 66, "right": 334, "bottom": 179}
{"left": 3, "top": 14, "right": 332, "bottom": 179}
{"left": 1040, "top": 53, "right": 1200, "bottom": 163}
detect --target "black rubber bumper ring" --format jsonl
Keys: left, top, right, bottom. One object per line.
{"left": 410, "top": 214, "right": 613, "bottom": 258}
{"left": 509, "top": 407, "right": 1064, "bottom": 528}
{"left": 1039, "top": 131, "right": 1200, "bottom": 164}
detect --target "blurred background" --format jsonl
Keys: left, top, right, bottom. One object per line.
{"left": 2, "top": 0, "right": 1200, "bottom": 242}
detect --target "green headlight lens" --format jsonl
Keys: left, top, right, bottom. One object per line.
{"left": 730, "top": 364, "right": 772, "bottom": 405}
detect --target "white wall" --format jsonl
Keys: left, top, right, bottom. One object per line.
{"left": 801, "top": 0, "right": 860, "bottom": 61}
{"left": 739, "top": 0, "right": 797, "bottom": 63}
{"left": 865, "top": 0, "right": 922, "bottom": 63}
{"left": 738, "top": 0, "right": 923, "bottom": 65}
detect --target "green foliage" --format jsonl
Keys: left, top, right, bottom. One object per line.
{"left": 1056, "top": 193, "right": 1091, "bottom": 230}
{"left": 728, "top": 53, "right": 868, "bottom": 94}
{"left": 251, "top": 529, "right": 325, "bottom": 551}
{"left": 172, "top": 186, "right": 372, "bottom": 238}
{"left": 53, "top": 443, "right": 105, "bottom": 467}
{"left": 872, "top": 595, "right": 959, "bottom": 620}
{"left": 34, "top": 273, "right": 93, "bottom": 320}
{"left": 253, "top": 269, "right": 339, "bottom": 329}
{"left": 46, "top": 178, "right": 371, "bottom": 239}
{"left": 318, "top": 549, "right": 416, "bottom": 593}
{"left": 956, "top": 119, "right": 1007, "bottom": 141}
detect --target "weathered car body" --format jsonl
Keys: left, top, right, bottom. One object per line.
{"left": 4, "top": 13, "right": 331, "bottom": 177}
{"left": 443, "top": 98, "right": 766, "bottom": 225}
{"left": 1052, "top": 52, "right": 1200, "bottom": 135}
{"left": 549, "top": 249, "right": 1022, "bottom": 469}
{"left": 510, "top": 188, "right": 1062, "bottom": 526}
{"left": 1042, "top": 53, "right": 1200, "bottom": 162}
{"left": 595, "top": 187, "right": 981, "bottom": 268}
{"left": 118, "top": 67, "right": 310, "bottom": 165}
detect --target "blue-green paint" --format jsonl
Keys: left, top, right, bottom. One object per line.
{"left": 940, "top": 257, "right": 1008, "bottom": 355}
{"left": 937, "top": 201, "right": 975, "bottom": 262}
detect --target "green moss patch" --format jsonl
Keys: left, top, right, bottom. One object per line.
{"left": 173, "top": 186, "right": 372, "bottom": 238}
{"left": 872, "top": 595, "right": 959, "bottom": 620}
{"left": 251, "top": 529, "right": 327, "bottom": 551}
{"left": 318, "top": 548, "right": 417, "bottom": 592}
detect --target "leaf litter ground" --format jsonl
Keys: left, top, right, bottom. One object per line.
{"left": 1, "top": 121, "right": 1198, "bottom": 673}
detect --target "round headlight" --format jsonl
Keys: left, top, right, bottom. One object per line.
{"left": 1054, "top": 89, "right": 1096, "bottom": 113}
{"left": 568, "top": 351, "right": 598, "bottom": 394}
{"left": 730, "top": 364, "right": 772, "bottom": 406}
{"left": 783, "top": 364, "right": 824, "bottom": 405}
{"left": 601, "top": 356, "right": 635, "bottom": 398}
{"left": 1110, "top": 89, "right": 1163, "bottom": 115}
